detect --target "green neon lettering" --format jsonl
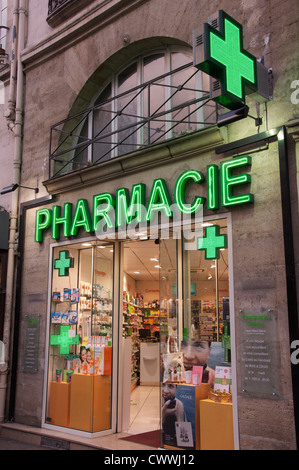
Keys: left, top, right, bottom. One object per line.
{"left": 207, "top": 165, "right": 219, "bottom": 210}
{"left": 93, "top": 193, "right": 115, "bottom": 231}
{"left": 51, "top": 203, "right": 72, "bottom": 239}
{"left": 116, "top": 183, "right": 146, "bottom": 227}
{"left": 220, "top": 156, "right": 253, "bottom": 207}
{"left": 35, "top": 208, "right": 52, "bottom": 243}
{"left": 146, "top": 179, "right": 173, "bottom": 222}
{"left": 174, "top": 170, "right": 205, "bottom": 214}
{"left": 70, "top": 199, "right": 92, "bottom": 237}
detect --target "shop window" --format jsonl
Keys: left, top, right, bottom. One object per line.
{"left": 46, "top": 241, "right": 114, "bottom": 433}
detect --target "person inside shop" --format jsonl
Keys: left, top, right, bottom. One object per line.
{"left": 162, "top": 383, "right": 185, "bottom": 446}
{"left": 181, "top": 340, "right": 215, "bottom": 385}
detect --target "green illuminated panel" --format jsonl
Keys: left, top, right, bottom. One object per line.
{"left": 54, "top": 250, "right": 74, "bottom": 277}
{"left": 50, "top": 325, "right": 79, "bottom": 356}
{"left": 197, "top": 225, "right": 227, "bottom": 260}
{"left": 210, "top": 18, "right": 255, "bottom": 100}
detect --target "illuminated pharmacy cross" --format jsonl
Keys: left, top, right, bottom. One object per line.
{"left": 50, "top": 325, "right": 79, "bottom": 355}
{"left": 54, "top": 250, "right": 73, "bottom": 277}
{"left": 197, "top": 225, "right": 227, "bottom": 259}
{"left": 209, "top": 17, "right": 256, "bottom": 99}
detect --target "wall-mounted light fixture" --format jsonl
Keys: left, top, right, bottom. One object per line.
{"left": 0, "top": 183, "right": 39, "bottom": 195}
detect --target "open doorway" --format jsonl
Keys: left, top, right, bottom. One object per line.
{"left": 122, "top": 238, "right": 161, "bottom": 435}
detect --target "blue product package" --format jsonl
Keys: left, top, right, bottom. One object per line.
{"left": 68, "top": 310, "right": 78, "bottom": 324}
{"left": 51, "top": 311, "right": 61, "bottom": 323}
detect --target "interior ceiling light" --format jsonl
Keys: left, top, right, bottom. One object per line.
{"left": 202, "top": 222, "right": 213, "bottom": 227}
{"left": 151, "top": 258, "right": 158, "bottom": 261}
{"left": 82, "top": 243, "right": 92, "bottom": 246}
{"left": 154, "top": 265, "right": 161, "bottom": 269}
{"left": 208, "top": 274, "right": 213, "bottom": 280}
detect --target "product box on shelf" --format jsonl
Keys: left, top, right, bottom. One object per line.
{"left": 51, "top": 311, "right": 61, "bottom": 323}
{"left": 214, "top": 366, "right": 232, "bottom": 392}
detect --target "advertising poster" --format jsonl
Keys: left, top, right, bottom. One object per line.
{"left": 162, "top": 383, "right": 196, "bottom": 449}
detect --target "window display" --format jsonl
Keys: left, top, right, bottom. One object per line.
{"left": 46, "top": 242, "right": 114, "bottom": 433}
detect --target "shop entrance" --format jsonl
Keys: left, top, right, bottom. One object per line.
{"left": 121, "top": 238, "right": 161, "bottom": 436}
{"left": 120, "top": 218, "right": 234, "bottom": 450}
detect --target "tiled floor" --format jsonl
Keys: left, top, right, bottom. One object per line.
{"left": 127, "top": 385, "right": 161, "bottom": 434}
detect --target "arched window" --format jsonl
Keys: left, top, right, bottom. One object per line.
{"left": 53, "top": 46, "right": 215, "bottom": 176}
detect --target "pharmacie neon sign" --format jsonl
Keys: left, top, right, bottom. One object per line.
{"left": 35, "top": 156, "right": 253, "bottom": 243}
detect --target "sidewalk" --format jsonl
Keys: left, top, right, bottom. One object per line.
{"left": 0, "top": 422, "right": 158, "bottom": 451}
{"left": 0, "top": 435, "right": 52, "bottom": 450}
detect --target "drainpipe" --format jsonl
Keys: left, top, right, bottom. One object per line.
{"left": 4, "top": 0, "right": 19, "bottom": 129}
{"left": 0, "top": 0, "right": 26, "bottom": 423}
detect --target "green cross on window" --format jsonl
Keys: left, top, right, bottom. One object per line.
{"left": 50, "top": 325, "right": 79, "bottom": 355}
{"left": 209, "top": 14, "right": 256, "bottom": 101}
{"left": 197, "top": 225, "right": 227, "bottom": 259}
{"left": 54, "top": 250, "right": 74, "bottom": 277}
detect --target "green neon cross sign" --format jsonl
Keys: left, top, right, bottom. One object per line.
{"left": 194, "top": 11, "right": 257, "bottom": 108}
{"left": 197, "top": 225, "right": 227, "bottom": 259}
{"left": 54, "top": 250, "right": 74, "bottom": 276}
{"left": 209, "top": 16, "right": 256, "bottom": 100}
{"left": 50, "top": 325, "right": 79, "bottom": 355}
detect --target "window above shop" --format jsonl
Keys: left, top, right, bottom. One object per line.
{"left": 49, "top": 47, "right": 217, "bottom": 179}
{"left": 47, "top": 0, "right": 93, "bottom": 26}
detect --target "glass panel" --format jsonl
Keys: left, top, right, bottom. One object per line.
{"left": 170, "top": 52, "right": 201, "bottom": 137}
{"left": 46, "top": 241, "right": 114, "bottom": 433}
{"left": 159, "top": 238, "right": 180, "bottom": 449}
{"left": 93, "top": 84, "right": 113, "bottom": 163}
{"left": 117, "top": 62, "right": 138, "bottom": 156}
{"left": 73, "top": 117, "right": 89, "bottom": 169}
{"left": 143, "top": 54, "right": 166, "bottom": 145}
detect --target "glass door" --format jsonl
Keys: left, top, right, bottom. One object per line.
{"left": 45, "top": 240, "right": 115, "bottom": 434}
{"left": 160, "top": 220, "right": 233, "bottom": 450}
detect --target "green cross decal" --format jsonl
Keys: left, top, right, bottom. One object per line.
{"left": 54, "top": 250, "right": 74, "bottom": 277}
{"left": 50, "top": 325, "right": 79, "bottom": 355}
{"left": 197, "top": 225, "right": 227, "bottom": 259}
{"left": 209, "top": 14, "right": 256, "bottom": 100}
